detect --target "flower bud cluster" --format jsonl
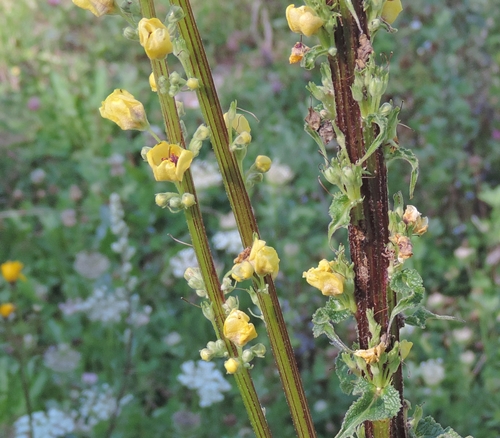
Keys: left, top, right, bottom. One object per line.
{"left": 184, "top": 267, "right": 207, "bottom": 298}
{"left": 351, "top": 59, "right": 389, "bottom": 118}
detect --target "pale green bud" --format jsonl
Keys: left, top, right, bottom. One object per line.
{"left": 193, "top": 124, "right": 210, "bottom": 141}
{"left": 379, "top": 102, "right": 393, "bottom": 116}
{"left": 169, "top": 71, "right": 182, "bottom": 85}
{"left": 141, "top": 146, "right": 152, "bottom": 161}
{"left": 201, "top": 301, "right": 214, "bottom": 322}
{"left": 155, "top": 192, "right": 179, "bottom": 208}
{"left": 123, "top": 26, "right": 139, "bottom": 41}
{"left": 242, "top": 349, "right": 255, "bottom": 363}
{"left": 200, "top": 348, "right": 214, "bottom": 361}
{"left": 181, "top": 193, "right": 196, "bottom": 208}
{"left": 167, "top": 5, "right": 184, "bottom": 23}
{"left": 184, "top": 267, "right": 205, "bottom": 290}
{"left": 250, "top": 343, "right": 266, "bottom": 358}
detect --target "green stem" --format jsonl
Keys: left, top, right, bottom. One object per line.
{"left": 139, "top": 1, "right": 272, "bottom": 436}
{"left": 170, "top": 1, "right": 317, "bottom": 437}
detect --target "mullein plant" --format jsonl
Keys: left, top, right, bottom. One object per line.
{"left": 72, "top": 1, "right": 469, "bottom": 437}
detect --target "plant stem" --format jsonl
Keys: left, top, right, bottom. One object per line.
{"left": 139, "top": 1, "right": 272, "bottom": 436}
{"left": 330, "top": 2, "right": 406, "bottom": 437}
{"left": 169, "top": 0, "right": 317, "bottom": 436}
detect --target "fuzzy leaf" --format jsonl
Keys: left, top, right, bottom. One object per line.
{"left": 389, "top": 269, "right": 425, "bottom": 328}
{"left": 336, "top": 354, "right": 358, "bottom": 395}
{"left": 335, "top": 383, "right": 401, "bottom": 438}
{"left": 312, "top": 308, "right": 347, "bottom": 351}
{"left": 386, "top": 147, "right": 419, "bottom": 198}
{"left": 328, "top": 192, "right": 361, "bottom": 239}
{"left": 405, "top": 306, "right": 461, "bottom": 329}
{"left": 413, "top": 415, "right": 472, "bottom": 438}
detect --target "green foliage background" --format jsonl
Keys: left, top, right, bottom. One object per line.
{"left": 1, "top": 0, "right": 499, "bottom": 437}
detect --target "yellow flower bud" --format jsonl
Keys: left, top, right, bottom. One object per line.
{"left": 99, "top": 89, "right": 149, "bottom": 131}
{"left": 149, "top": 72, "right": 157, "bottom": 92}
{"left": 354, "top": 342, "right": 386, "bottom": 364}
{"left": 255, "top": 155, "right": 272, "bottom": 173}
{"left": 72, "top": 0, "right": 115, "bottom": 17}
{"left": 146, "top": 141, "right": 194, "bottom": 182}
{"left": 224, "top": 113, "right": 251, "bottom": 134}
{"left": 1, "top": 261, "right": 26, "bottom": 283}
{"left": 381, "top": 0, "right": 403, "bottom": 24}
{"left": 234, "top": 131, "right": 252, "bottom": 145}
{"left": 200, "top": 348, "right": 214, "bottom": 361}
{"left": 186, "top": 78, "right": 200, "bottom": 90}
{"left": 286, "top": 4, "right": 324, "bottom": 37}
{"left": 231, "top": 261, "right": 255, "bottom": 282}
{"left": 224, "top": 358, "right": 240, "bottom": 374}
{"left": 181, "top": 193, "right": 196, "bottom": 208}
{"left": 0, "top": 303, "right": 16, "bottom": 318}
{"left": 223, "top": 309, "right": 258, "bottom": 347}
{"left": 138, "top": 18, "right": 173, "bottom": 60}
{"left": 249, "top": 239, "right": 280, "bottom": 279}
{"left": 303, "top": 259, "right": 344, "bottom": 296}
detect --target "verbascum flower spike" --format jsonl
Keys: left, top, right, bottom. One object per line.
{"left": 72, "top": 0, "right": 116, "bottom": 17}
{"left": 0, "top": 303, "right": 16, "bottom": 318}
{"left": 381, "top": 0, "right": 403, "bottom": 24}
{"left": 286, "top": 5, "right": 324, "bottom": 37}
{"left": 303, "top": 259, "right": 344, "bottom": 296}
{"left": 224, "top": 358, "right": 240, "bottom": 374}
{"left": 99, "top": 89, "right": 149, "bottom": 131}
{"left": 223, "top": 309, "right": 258, "bottom": 347}
{"left": 146, "top": 142, "right": 194, "bottom": 182}
{"left": 1, "top": 261, "right": 26, "bottom": 283}
{"left": 138, "top": 18, "right": 173, "bottom": 60}
{"left": 249, "top": 239, "right": 280, "bottom": 279}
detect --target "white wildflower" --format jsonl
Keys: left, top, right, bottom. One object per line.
{"left": 459, "top": 350, "right": 475, "bottom": 366}
{"left": 73, "top": 251, "right": 110, "bottom": 279}
{"left": 43, "top": 344, "right": 81, "bottom": 373}
{"left": 190, "top": 160, "right": 222, "bottom": 189}
{"left": 30, "top": 168, "right": 46, "bottom": 185}
{"left": 177, "top": 360, "right": 231, "bottom": 407}
{"left": 419, "top": 358, "right": 445, "bottom": 386}
{"left": 452, "top": 327, "right": 473, "bottom": 344}
{"left": 164, "top": 331, "right": 182, "bottom": 346}
{"left": 212, "top": 230, "right": 243, "bottom": 255}
{"left": 170, "top": 248, "right": 198, "bottom": 278}
{"left": 14, "top": 408, "right": 75, "bottom": 438}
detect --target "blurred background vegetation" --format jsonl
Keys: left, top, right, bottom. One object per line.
{"left": 1, "top": 0, "right": 499, "bottom": 436}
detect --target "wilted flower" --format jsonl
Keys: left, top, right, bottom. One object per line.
{"left": 303, "top": 259, "right": 344, "bottom": 296}
{"left": 1, "top": 261, "right": 26, "bottom": 283}
{"left": 289, "top": 41, "right": 309, "bottom": 64}
{"left": 138, "top": 18, "right": 173, "bottom": 60}
{"left": 223, "top": 309, "right": 258, "bottom": 347}
{"left": 72, "top": 0, "right": 115, "bottom": 17}
{"left": 99, "top": 89, "right": 149, "bottom": 131}
{"left": 286, "top": 4, "right": 324, "bottom": 37}
{"left": 354, "top": 342, "right": 386, "bottom": 365}
{"left": 146, "top": 141, "right": 194, "bottom": 182}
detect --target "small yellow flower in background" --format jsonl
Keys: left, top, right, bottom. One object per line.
{"left": 223, "top": 309, "right": 258, "bottom": 347}
{"left": 146, "top": 141, "right": 194, "bottom": 182}
{"left": 99, "top": 89, "right": 149, "bottom": 131}
{"left": 255, "top": 155, "right": 272, "bottom": 173}
{"left": 224, "top": 113, "right": 251, "bottom": 135}
{"left": 249, "top": 239, "right": 280, "bottom": 279}
{"left": 224, "top": 358, "right": 240, "bottom": 374}
{"left": 72, "top": 0, "right": 115, "bottom": 17}
{"left": 138, "top": 18, "right": 173, "bottom": 60}
{"left": 149, "top": 72, "right": 157, "bottom": 92}
{"left": 1, "top": 261, "right": 26, "bottom": 283}
{"left": 354, "top": 342, "right": 386, "bottom": 365}
{"left": 303, "top": 259, "right": 344, "bottom": 296}
{"left": 231, "top": 261, "right": 255, "bottom": 282}
{"left": 286, "top": 4, "right": 324, "bottom": 37}
{"left": 0, "top": 303, "right": 16, "bottom": 318}
{"left": 381, "top": 0, "right": 403, "bottom": 24}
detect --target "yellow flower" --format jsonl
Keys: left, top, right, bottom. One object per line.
{"left": 249, "top": 239, "right": 280, "bottom": 279}
{"left": 1, "top": 261, "right": 26, "bottom": 283}
{"left": 286, "top": 4, "right": 324, "bottom": 37}
{"left": 72, "top": 0, "right": 115, "bottom": 17}
{"left": 354, "top": 342, "right": 386, "bottom": 364}
{"left": 255, "top": 155, "right": 272, "bottom": 173}
{"left": 146, "top": 141, "right": 194, "bottom": 182}
{"left": 0, "top": 303, "right": 16, "bottom": 318}
{"left": 231, "top": 261, "right": 255, "bottom": 282}
{"left": 381, "top": 0, "right": 403, "bottom": 24}
{"left": 149, "top": 72, "right": 157, "bottom": 92}
{"left": 223, "top": 309, "right": 258, "bottom": 347}
{"left": 303, "top": 259, "right": 344, "bottom": 296}
{"left": 99, "top": 89, "right": 149, "bottom": 131}
{"left": 224, "top": 358, "right": 239, "bottom": 374}
{"left": 138, "top": 18, "right": 173, "bottom": 60}
{"left": 224, "top": 113, "right": 251, "bottom": 134}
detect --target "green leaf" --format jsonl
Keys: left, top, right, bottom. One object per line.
{"left": 312, "top": 308, "right": 348, "bottom": 351}
{"left": 335, "top": 383, "right": 401, "bottom": 438}
{"left": 405, "top": 306, "right": 461, "bottom": 329}
{"left": 323, "top": 297, "right": 353, "bottom": 323}
{"left": 413, "top": 415, "right": 472, "bottom": 438}
{"left": 336, "top": 354, "right": 358, "bottom": 395}
{"left": 389, "top": 269, "right": 425, "bottom": 328}
{"left": 328, "top": 192, "right": 361, "bottom": 239}
{"left": 386, "top": 146, "right": 419, "bottom": 198}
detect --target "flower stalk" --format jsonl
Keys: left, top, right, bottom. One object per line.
{"left": 139, "top": 1, "right": 272, "bottom": 436}
{"left": 169, "top": 0, "right": 317, "bottom": 436}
